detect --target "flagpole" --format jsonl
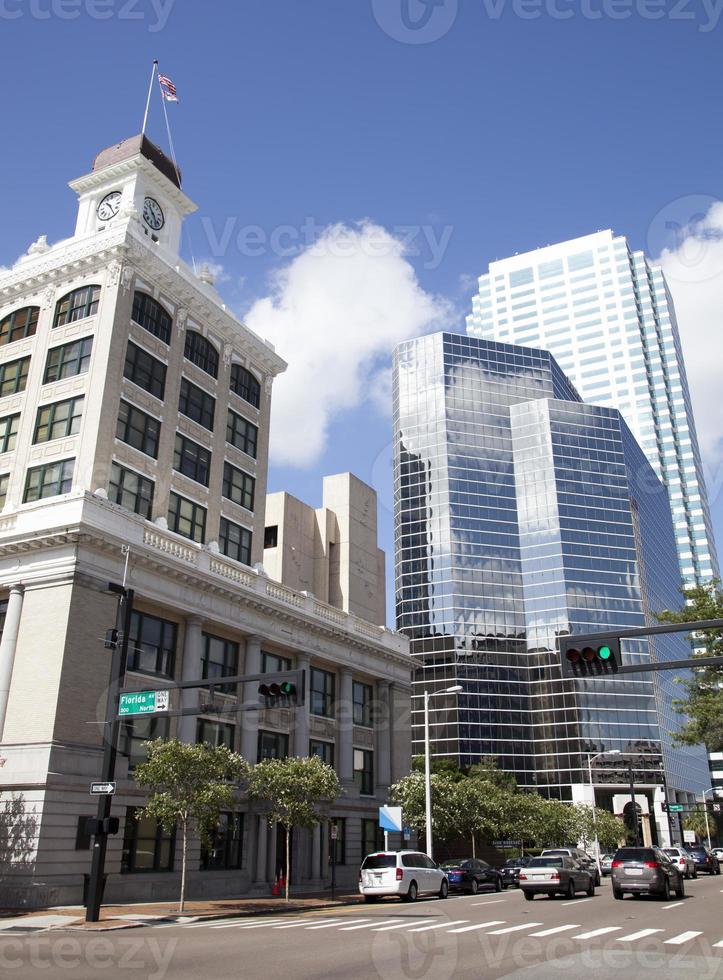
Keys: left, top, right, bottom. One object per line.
{"left": 158, "top": 73, "right": 182, "bottom": 189}
{"left": 141, "top": 60, "right": 158, "bottom": 136}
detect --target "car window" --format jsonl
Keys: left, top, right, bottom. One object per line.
{"left": 401, "top": 854, "right": 417, "bottom": 868}
{"left": 478, "top": 860, "right": 490, "bottom": 870}
{"left": 362, "top": 854, "right": 396, "bottom": 870}
{"left": 614, "top": 848, "right": 656, "bottom": 862}
{"left": 423, "top": 856, "right": 437, "bottom": 869}
{"left": 528, "top": 857, "right": 563, "bottom": 868}
{"left": 542, "top": 849, "right": 568, "bottom": 856}
{"left": 663, "top": 849, "right": 678, "bottom": 856}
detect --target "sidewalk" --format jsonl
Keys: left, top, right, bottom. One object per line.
{"left": 0, "top": 891, "right": 363, "bottom": 932}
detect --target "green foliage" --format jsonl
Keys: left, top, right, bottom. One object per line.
{"left": 389, "top": 770, "right": 460, "bottom": 842}
{"left": 467, "top": 758, "right": 517, "bottom": 793}
{"left": 683, "top": 808, "right": 712, "bottom": 841}
{"left": 410, "top": 756, "right": 467, "bottom": 782}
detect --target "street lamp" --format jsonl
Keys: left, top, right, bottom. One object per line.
{"left": 587, "top": 750, "right": 621, "bottom": 872}
{"left": 701, "top": 787, "right": 719, "bottom": 849}
{"left": 424, "top": 685, "right": 463, "bottom": 860}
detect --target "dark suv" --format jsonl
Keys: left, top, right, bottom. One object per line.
{"left": 684, "top": 845, "right": 721, "bottom": 875}
{"left": 611, "top": 846, "right": 685, "bottom": 901}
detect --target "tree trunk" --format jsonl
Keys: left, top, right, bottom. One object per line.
{"left": 285, "top": 825, "right": 291, "bottom": 902}
{"left": 471, "top": 835, "right": 476, "bottom": 858}
{"left": 180, "top": 819, "right": 187, "bottom": 914}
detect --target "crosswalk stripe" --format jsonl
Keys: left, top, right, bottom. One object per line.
{"left": 304, "top": 919, "right": 353, "bottom": 930}
{"left": 712, "top": 939, "right": 723, "bottom": 948}
{"left": 211, "top": 918, "right": 292, "bottom": 930}
{"left": 409, "top": 920, "right": 468, "bottom": 933}
{"left": 616, "top": 929, "right": 663, "bottom": 942}
{"left": 487, "top": 923, "right": 542, "bottom": 936}
{"left": 272, "top": 919, "right": 329, "bottom": 929}
{"left": 371, "top": 919, "right": 435, "bottom": 932}
{"left": 529, "top": 925, "right": 580, "bottom": 937}
{"left": 665, "top": 931, "right": 703, "bottom": 945}
{"left": 447, "top": 920, "right": 506, "bottom": 934}
{"left": 471, "top": 900, "right": 505, "bottom": 906}
{"left": 574, "top": 927, "right": 622, "bottom": 940}
{"left": 339, "top": 919, "right": 403, "bottom": 931}
{"left": 561, "top": 898, "right": 593, "bottom": 907}
{"left": 661, "top": 902, "right": 685, "bottom": 910}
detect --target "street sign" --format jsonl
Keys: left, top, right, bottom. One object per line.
{"left": 90, "top": 782, "right": 116, "bottom": 796}
{"left": 379, "top": 806, "right": 403, "bottom": 833}
{"left": 403, "top": 826, "right": 412, "bottom": 842}
{"left": 668, "top": 804, "right": 684, "bottom": 812}
{"left": 494, "top": 840, "right": 523, "bottom": 848}
{"left": 683, "top": 830, "right": 696, "bottom": 843}
{"left": 118, "top": 690, "right": 170, "bottom": 716}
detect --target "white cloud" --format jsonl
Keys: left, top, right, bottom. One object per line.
{"left": 656, "top": 204, "right": 723, "bottom": 473}
{"left": 245, "top": 221, "right": 454, "bottom": 468}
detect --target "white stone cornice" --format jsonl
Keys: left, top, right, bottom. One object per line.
{"left": 69, "top": 154, "right": 198, "bottom": 216}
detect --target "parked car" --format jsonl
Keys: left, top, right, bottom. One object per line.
{"left": 540, "top": 848, "right": 601, "bottom": 886}
{"left": 600, "top": 854, "right": 614, "bottom": 876}
{"left": 359, "top": 851, "right": 448, "bottom": 903}
{"left": 440, "top": 858, "right": 503, "bottom": 894}
{"left": 684, "top": 845, "right": 721, "bottom": 875}
{"left": 662, "top": 846, "right": 697, "bottom": 879}
{"left": 611, "top": 846, "right": 685, "bottom": 900}
{"left": 712, "top": 848, "right": 723, "bottom": 862}
{"left": 519, "top": 855, "right": 595, "bottom": 901}
{"left": 499, "top": 856, "right": 531, "bottom": 888}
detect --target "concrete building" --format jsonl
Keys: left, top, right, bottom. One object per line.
{"left": 0, "top": 135, "right": 411, "bottom": 908}
{"left": 264, "top": 474, "right": 386, "bottom": 626}
{"left": 393, "top": 332, "right": 710, "bottom": 843}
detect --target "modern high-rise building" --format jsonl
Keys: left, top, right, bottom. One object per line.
{"left": 393, "top": 332, "right": 710, "bottom": 840}
{"left": 466, "top": 230, "right": 719, "bottom": 587}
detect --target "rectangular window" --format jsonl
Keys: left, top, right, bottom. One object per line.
{"left": 127, "top": 610, "right": 177, "bottom": 677}
{"left": 44, "top": 337, "right": 93, "bottom": 383}
{"left": 222, "top": 462, "right": 255, "bottom": 511}
{"left": 124, "top": 341, "right": 166, "bottom": 400}
{"left": 0, "top": 356, "right": 30, "bottom": 397}
{"left": 539, "top": 258, "right": 564, "bottom": 279}
{"left": 568, "top": 250, "right": 594, "bottom": 271}
{"left": 197, "top": 718, "right": 235, "bottom": 749}
{"left": 109, "top": 462, "right": 154, "bottom": 520}
{"left": 258, "top": 730, "right": 289, "bottom": 761}
{"left": 33, "top": 396, "right": 84, "bottom": 443}
{"left": 354, "top": 749, "right": 374, "bottom": 796}
{"left": 0, "top": 474, "right": 8, "bottom": 510}
{"left": 201, "top": 813, "right": 243, "bottom": 871}
{"left": 173, "top": 434, "right": 211, "bottom": 486}
{"left": 121, "top": 809, "right": 175, "bottom": 873}
{"left": 218, "top": 517, "right": 251, "bottom": 565}
{"left": 202, "top": 633, "right": 239, "bottom": 694}
{"left": 116, "top": 400, "right": 160, "bottom": 458}
{"left": 226, "top": 409, "right": 258, "bottom": 459}
{"left": 509, "top": 268, "right": 533, "bottom": 287}
{"left": 329, "top": 818, "right": 346, "bottom": 865}
{"left": 0, "top": 414, "right": 20, "bottom": 454}
{"left": 168, "top": 492, "right": 206, "bottom": 543}
{"left": 361, "top": 818, "right": 385, "bottom": 858}
{"left": 261, "top": 651, "right": 292, "bottom": 673}
{"left": 264, "top": 525, "right": 278, "bottom": 549}
{"left": 178, "top": 378, "right": 215, "bottom": 431}
{"left": 310, "top": 668, "right": 335, "bottom": 719}
{"left": 23, "top": 458, "right": 74, "bottom": 502}
{"left": 119, "top": 715, "right": 170, "bottom": 771}
{"left": 352, "top": 682, "right": 374, "bottom": 728}
{"left": 309, "top": 739, "right": 335, "bottom": 767}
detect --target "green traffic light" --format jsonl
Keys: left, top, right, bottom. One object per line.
{"left": 598, "top": 645, "right": 613, "bottom": 661}
{"left": 280, "top": 682, "right": 294, "bottom": 695}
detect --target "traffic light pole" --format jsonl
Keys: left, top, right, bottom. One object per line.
{"left": 627, "top": 761, "right": 641, "bottom": 847}
{"left": 86, "top": 586, "right": 134, "bottom": 923}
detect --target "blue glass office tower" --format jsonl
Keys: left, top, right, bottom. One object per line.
{"left": 393, "top": 332, "right": 709, "bottom": 815}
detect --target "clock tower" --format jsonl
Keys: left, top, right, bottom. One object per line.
{"left": 69, "top": 134, "right": 197, "bottom": 257}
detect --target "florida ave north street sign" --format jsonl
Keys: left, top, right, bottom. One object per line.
{"left": 118, "top": 690, "right": 170, "bottom": 717}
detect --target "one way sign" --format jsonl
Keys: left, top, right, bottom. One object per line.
{"left": 90, "top": 782, "right": 116, "bottom": 796}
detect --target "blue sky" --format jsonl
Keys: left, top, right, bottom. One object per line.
{"left": 1, "top": 0, "right": 722, "bottom": 622}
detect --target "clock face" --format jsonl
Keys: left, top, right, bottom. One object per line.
{"left": 97, "top": 191, "right": 122, "bottom": 222}
{"left": 143, "top": 197, "right": 165, "bottom": 231}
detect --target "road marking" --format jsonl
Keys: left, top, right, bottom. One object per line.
{"left": 665, "top": 931, "right": 703, "bottom": 945}
{"left": 272, "top": 919, "right": 330, "bottom": 929}
{"left": 305, "top": 919, "right": 355, "bottom": 930}
{"left": 574, "top": 927, "right": 622, "bottom": 940}
{"left": 661, "top": 902, "right": 685, "bottom": 910}
{"left": 561, "top": 897, "right": 593, "bottom": 907}
{"left": 371, "top": 919, "right": 435, "bottom": 932}
{"left": 447, "top": 920, "right": 506, "bottom": 934}
{"left": 409, "top": 920, "right": 468, "bottom": 933}
{"left": 211, "top": 918, "right": 293, "bottom": 929}
{"left": 471, "top": 900, "right": 505, "bottom": 907}
{"left": 712, "top": 939, "right": 723, "bottom": 948}
{"left": 339, "top": 919, "right": 404, "bottom": 931}
{"left": 617, "top": 929, "right": 663, "bottom": 943}
{"left": 529, "top": 925, "right": 580, "bottom": 937}
{"left": 487, "top": 922, "right": 542, "bottom": 935}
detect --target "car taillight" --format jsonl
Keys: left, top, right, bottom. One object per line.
{"left": 359, "top": 872, "right": 362, "bottom": 882}
{"left": 519, "top": 873, "right": 527, "bottom": 881}
{"left": 611, "top": 861, "right": 623, "bottom": 868}
{"left": 396, "top": 868, "right": 403, "bottom": 881}
{"left": 644, "top": 861, "right": 659, "bottom": 869}
{"left": 550, "top": 873, "right": 560, "bottom": 881}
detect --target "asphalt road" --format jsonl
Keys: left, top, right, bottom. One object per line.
{"left": 4, "top": 873, "right": 723, "bottom": 980}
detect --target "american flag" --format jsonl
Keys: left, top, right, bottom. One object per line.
{"left": 158, "top": 74, "right": 179, "bottom": 102}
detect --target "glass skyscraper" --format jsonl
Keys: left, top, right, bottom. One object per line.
{"left": 393, "top": 332, "right": 710, "bottom": 811}
{"left": 466, "top": 229, "right": 718, "bottom": 587}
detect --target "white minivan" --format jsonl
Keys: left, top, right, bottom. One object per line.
{"left": 359, "top": 851, "right": 449, "bottom": 903}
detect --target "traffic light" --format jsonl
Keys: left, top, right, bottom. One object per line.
{"left": 258, "top": 669, "right": 305, "bottom": 707}
{"left": 83, "top": 816, "right": 120, "bottom": 837}
{"left": 560, "top": 636, "right": 621, "bottom": 678}
{"left": 104, "top": 628, "right": 118, "bottom": 650}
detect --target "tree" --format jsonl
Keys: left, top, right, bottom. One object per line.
{"left": 657, "top": 582, "right": 723, "bottom": 751}
{"left": 467, "top": 757, "right": 517, "bottom": 793}
{"left": 451, "top": 779, "right": 506, "bottom": 856}
{"left": 684, "top": 808, "right": 712, "bottom": 842}
{"left": 572, "top": 804, "right": 624, "bottom": 854}
{"left": 389, "top": 770, "right": 460, "bottom": 845}
{"left": 133, "top": 738, "right": 248, "bottom": 912}
{"left": 500, "top": 793, "right": 545, "bottom": 852}
{"left": 247, "top": 755, "right": 340, "bottom": 901}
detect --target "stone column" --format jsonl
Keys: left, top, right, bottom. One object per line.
{"left": 311, "top": 823, "right": 321, "bottom": 881}
{"left": 293, "top": 653, "right": 310, "bottom": 758}
{"left": 178, "top": 616, "right": 203, "bottom": 743}
{"left": 339, "top": 668, "right": 354, "bottom": 786}
{"left": 241, "top": 636, "right": 262, "bottom": 764}
{"left": 0, "top": 585, "right": 24, "bottom": 741}
{"left": 255, "top": 817, "right": 268, "bottom": 882}
{"left": 375, "top": 681, "right": 391, "bottom": 792}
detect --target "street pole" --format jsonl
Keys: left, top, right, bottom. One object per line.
{"left": 628, "top": 761, "right": 641, "bottom": 847}
{"left": 424, "top": 691, "right": 432, "bottom": 860}
{"left": 702, "top": 789, "right": 714, "bottom": 849}
{"left": 587, "top": 755, "right": 600, "bottom": 873}
{"left": 659, "top": 764, "right": 675, "bottom": 846}
{"left": 85, "top": 587, "right": 134, "bottom": 923}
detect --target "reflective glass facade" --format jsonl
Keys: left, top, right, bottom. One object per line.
{"left": 393, "top": 333, "right": 710, "bottom": 798}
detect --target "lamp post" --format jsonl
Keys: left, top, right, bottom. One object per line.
{"left": 423, "top": 685, "right": 463, "bottom": 860}
{"left": 701, "top": 788, "right": 717, "bottom": 849}
{"left": 587, "top": 749, "right": 621, "bottom": 872}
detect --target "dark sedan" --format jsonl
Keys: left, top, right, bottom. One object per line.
{"left": 439, "top": 858, "right": 503, "bottom": 894}
{"left": 499, "top": 856, "right": 531, "bottom": 888}
{"left": 684, "top": 845, "right": 721, "bottom": 875}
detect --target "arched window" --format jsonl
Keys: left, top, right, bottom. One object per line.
{"left": 132, "top": 291, "right": 172, "bottom": 344}
{"left": 230, "top": 364, "right": 260, "bottom": 409}
{"left": 184, "top": 330, "right": 218, "bottom": 379}
{"left": 0, "top": 306, "right": 39, "bottom": 347}
{"left": 53, "top": 285, "right": 101, "bottom": 328}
